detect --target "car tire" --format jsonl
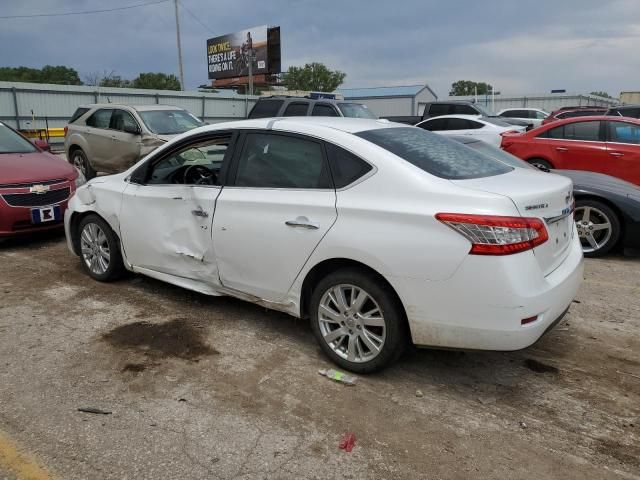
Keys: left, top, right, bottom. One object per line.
{"left": 310, "top": 268, "right": 408, "bottom": 373}
{"left": 70, "top": 148, "right": 96, "bottom": 180}
{"left": 76, "top": 214, "right": 125, "bottom": 281}
{"left": 527, "top": 158, "right": 553, "bottom": 170}
{"left": 575, "top": 199, "right": 621, "bottom": 257}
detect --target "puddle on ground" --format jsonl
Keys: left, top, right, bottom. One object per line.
{"left": 103, "top": 318, "right": 218, "bottom": 361}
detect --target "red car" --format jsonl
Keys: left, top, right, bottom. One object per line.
{"left": 540, "top": 106, "right": 607, "bottom": 125}
{"left": 501, "top": 116, "right": 640, "bottom": 185}
{"left": 0, "top": 122, "right": 80, "bottom": 238}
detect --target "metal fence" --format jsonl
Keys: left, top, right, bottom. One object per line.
{"left": 0, "top": 81, "right": 258, "bottom": 145}
{"left": 442, "top": 92, "right": 618, "bottom": 113}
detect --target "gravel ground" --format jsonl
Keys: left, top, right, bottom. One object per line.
{"left": 0, "top": 232, "right": 638, "bottom": 479}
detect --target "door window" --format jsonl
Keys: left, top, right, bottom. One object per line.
{"left": 110, "top": 110, "right": 138, "bottom": 132}
{"left": 534, "top": 111, "right": 547, "bottom": 119}
{"left": 248, "top": 99, "right": 284, "bottom": 119}
{"left": 428, "top": 104, "right": 449, "bottom": 116}
{"left": 452, "top": 104, "right": 478, "bottom": 115}
{"left": 86, "top": 109, "right": 113, "bottom": 129}
{"left": 607, "top": 121, "right": 640, "bottom": 144}
{"left": 563, "top": 121, "right": 602, "bottom": 141}
{"left": 234, "top": 133, "right": 331, "bottom": 189}
{"left": 145, "top": 135, "right": 232, "bottom": 185}
{"left": 282, "top": 102, "right": 310, "bottom": 116}
{"left": 447, "top": 118, "right": 473, "bottom": 130}
{"left": 312, "top": 104, "right": 339, "bottom": 116}
{"left": 418, "top": 118, "right": 447, "bottom": 131}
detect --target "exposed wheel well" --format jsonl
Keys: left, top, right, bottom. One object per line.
{"left": 526, "top": 157, "right": 554, "bottom": 168}
{"left": 68, "top": 144, "right": 82, "bottom": 157}
{"left": 574, "top": 194, "right": 625, "bottom": 246}
{"left": 299, "top": 258, "right": 408, "bottom": 323}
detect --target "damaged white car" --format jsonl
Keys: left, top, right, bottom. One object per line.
{"left": 65, "top": 118, "right": 583, "bottom": 372}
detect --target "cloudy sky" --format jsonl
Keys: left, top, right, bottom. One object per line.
{"left": 1, "top": 0, "right": 639, "bottom": 97}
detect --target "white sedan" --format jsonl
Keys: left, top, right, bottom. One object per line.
{"left": 416, "top": 114, "right": 525, "bottom": 147}
{"left": 497, "top": 107, "right": 549, "bottom": 128}
{"left": 64, "top": 118, "right": 583, "bottom": 372}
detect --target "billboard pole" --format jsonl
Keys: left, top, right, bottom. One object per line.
{"left": 248, "top": 50, "right": 253, "bottom": 96}
{"left": 174, "top": 0, "right": 185, "bottom": 90}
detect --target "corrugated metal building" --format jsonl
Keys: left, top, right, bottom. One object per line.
{"left": 620, "top": 91, "right": 640, "bottom": 104}
{"left": 0, "top": 81, "right": 258, "bottom": 132}
{"left": 446, "top": 92, "right": 618, "bottom": 113}
{"left": 337, "top": 85, "right": 438, "bottom": 117}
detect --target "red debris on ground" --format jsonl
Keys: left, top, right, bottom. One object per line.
{"left": 339, "top": 432, "right": 356, "bottom": 452}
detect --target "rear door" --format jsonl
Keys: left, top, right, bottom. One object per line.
{"left": 544, "top": 120, "right": 607, "bottom": 171}
{"left": 605, "top": 120, "right": 640, "bottom": 185}
{"left": 213, "top": 131, "right": 337, "bottom": 301}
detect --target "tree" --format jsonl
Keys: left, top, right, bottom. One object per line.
{"left": 0, "top": 65, "right": 82, "bottom": 85}
{"left": 449, "top": 80, "right": 493, "bottom": 96}
{"left": 281, "top": 63, "right": 346, "bottom": 92}
{"left": 132, "top": 72, "right": 181, "bottom": 90}
{"left": 590, "top": 91, "right": 612, "bottom": 99}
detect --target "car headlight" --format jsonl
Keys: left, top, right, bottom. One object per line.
{"left": 75, "top": 168, "right": 87, "bottom": 187}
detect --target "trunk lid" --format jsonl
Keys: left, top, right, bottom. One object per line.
{"left": 452, "top": 169, "right": 575, "bottom": 276}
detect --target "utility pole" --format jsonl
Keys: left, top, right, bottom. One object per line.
{"left": 174, "top": 0, "right": 185, "bottom": 91}
{"left": 248, "top": 53, "right": 253, "bottom": 96}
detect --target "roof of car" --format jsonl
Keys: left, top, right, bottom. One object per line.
{"left": 419, "top": 114, "right": 482, "bottom": 121}
{"left": 79, "top": 104, "right": 185, "bottom": 111}
{"left": 197, "top": 117, "right": 405, "bottom": 135}
{"left": 540, "top": 115, "right": 640, "bottom": 127}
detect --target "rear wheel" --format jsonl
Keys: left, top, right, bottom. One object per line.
{"left": 70, "top": 148, "right": 96, "bottom": 180}
{"left": 574, "top": 199, "right": 620, "bottom": 257}
{"left": 310, "top": 268, "right": 408, "bottom": 373}
{"left": 76, "top": 214, "right": 124, "bottom": 281}
{"left": 527, "top": 158, "right": 553, "bottom": 170}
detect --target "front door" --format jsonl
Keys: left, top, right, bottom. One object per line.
{"left": 605, "top": 120, "right": 640, "bottom": 185}
{"left": 213, "top": 131, "right": 337, "bottom": 302}
{"left": 119, "top": 132, "right": 234, "bottom": 286}
{"left": 104, "top": 109, "right": 142, "bottom": 173}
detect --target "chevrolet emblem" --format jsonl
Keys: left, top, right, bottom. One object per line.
{"left": 30, "top": 184, "right": 50, "bottom": 194}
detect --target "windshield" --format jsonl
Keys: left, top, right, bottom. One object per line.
{"left": 338, "top": 103, "right": 378, "bottom": 119}
{"left": 0, "top": 123, "right": 37, "bottom": 154}
{"left": 138, "top": 110, "right": 204, "bottom": 135}
{"left": 356, "top": 127, "right": 513, "bottom": 180}
{"left": 462, "top": 139, "right": 536, "bottom": 170}
{"left": 473, "top": 103, "right": 495, "bottom": 116}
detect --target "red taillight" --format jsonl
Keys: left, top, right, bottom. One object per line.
{"left": 64, "top": 126, "right": 68, "bottom": 137}
{"left": 436, "top": 213, "right": 549, "bottom": 255}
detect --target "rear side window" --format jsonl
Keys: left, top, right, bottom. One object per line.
{"left": 419, "top": 118, "right": 447, "bottom": 131}
{"left": 607, "top": 121, "right": 640, "bottom": 144}
{"left": 69, "top": 107, "right": 90, "bottom": 124}
{"left": 282, "top": 102, "right": 310, "bottom": 117}
{"left": 312, "top": 104, "right": 339, "bottom": 117}
{"left": 86, "top": 109, "right": 113, "bottom": 129}
{"left": 452, "top": 104, "right": 478, "bottom": 115}
{"left": 234, "top": 133, "right": 331, "bottom": 188}
{"left": 356, "top": 127, "right": 513, "bottom": 180}
{"left": 326, "top": 143, "right": 373, "bottom": 188}
{"left": 428, "top": 104, "right": 449, "bottom": 116}
{"left": 248, "top": 99, "right": 284, "bottom": 119}
{"left": 619, "top": 108, "right": 640, "bottom": 118}
{"left": 447, "top": 118, "right": 473, "bottom": 130}
{"left": 564, "top": 121, "right": 602, "bottom": 141}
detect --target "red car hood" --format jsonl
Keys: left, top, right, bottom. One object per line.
{"left": 0, "top": 152, "right": 76, "bottom": 185}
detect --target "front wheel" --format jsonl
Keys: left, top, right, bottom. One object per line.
{"left": 527, "top": 158, "right": 553, "bottom": 170}
{"left": 575, "top": 199, "right": 620, "bottom": 257}
{"left": 310, "top": 269, "right": 408, "bottom": 373}
{"left": 70, "top": 148, "right": 96, "bottom": 180}
{"left": 76, "top": 214, "right": 125, "bottom": 281}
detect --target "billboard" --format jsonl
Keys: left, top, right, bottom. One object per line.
{"left": 207, "top": 26, "right": 280, "bottom": 80}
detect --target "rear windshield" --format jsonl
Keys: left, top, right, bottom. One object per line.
{"left": 356, "top": 127, "right": 513, "bottom": 180}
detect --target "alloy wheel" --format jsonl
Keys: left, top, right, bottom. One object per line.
{"left": 73, "top": 152, "right": 86, "bottom": 176}
{"left": 575, "top": 206, "right": 612, "bottom": 253}
{"left": 80, "top": 223, "right": 110, "bottom": 275}
{"left": 318, "top": 284, "right": 386, "bottom": 363}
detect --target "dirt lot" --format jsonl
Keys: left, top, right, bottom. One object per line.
{"left": 0, "top": 233, "right": 638, "bottom": 480}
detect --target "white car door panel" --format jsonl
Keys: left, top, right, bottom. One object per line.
{"left": 214, "top": 188, "right": 337, "bottom": 301}
{"left": 212, "top": 131, "right": 338, "bottom": 302}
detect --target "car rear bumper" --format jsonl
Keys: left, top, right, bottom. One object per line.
{"left": 395, "top": 231, "right": 584, "bottom": 351}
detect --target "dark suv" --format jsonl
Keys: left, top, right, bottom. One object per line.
{"left": 248, "top": 96, "right": 377, "bottom": 119}
{"left": 606, "top": 104, "right": 640, "bottom": 119}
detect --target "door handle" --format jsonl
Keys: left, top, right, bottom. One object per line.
{"left": 191, "top": 208, "right": 209, "bottom": 218}
{"left": 609, "top": 152, "right": 624, "bottom": 157}
{"left": 555, "top": 147, "right": 568, "bottom": 152}
{"left": 285, "top": 217, "right": 319, "bottom": 230}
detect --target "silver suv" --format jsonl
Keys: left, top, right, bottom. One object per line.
{"left": 64, "top": 104, "right": 204, "bottom": 179}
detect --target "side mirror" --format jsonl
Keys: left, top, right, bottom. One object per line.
{"left": 124, "top": 124, "right": 141, "bottom": 135}
{"left": 33, "top": 139, "right": 51, "bottom": 151}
